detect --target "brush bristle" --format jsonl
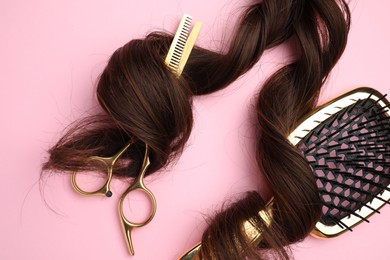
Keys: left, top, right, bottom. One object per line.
{"left": 297, "top": 94, "right": 390, "bottom": 230}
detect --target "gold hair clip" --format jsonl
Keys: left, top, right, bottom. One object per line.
{"left": 180, "top": 202, "right": 273, "bottom": 260}
{"left": 165, "top": 14, "right": 203, "bottom": 76}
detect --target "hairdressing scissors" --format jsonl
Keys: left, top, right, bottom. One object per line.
{"left": 71, "top": 141, "right": 156, "bottom": 256}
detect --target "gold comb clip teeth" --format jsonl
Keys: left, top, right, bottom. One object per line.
{"left": 165, "top": 14, "right": 203, "bottom": 76}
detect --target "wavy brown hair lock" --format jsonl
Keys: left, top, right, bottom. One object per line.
{"left": 43, "top": 34, "right": 195, "bottom": 177}
{"left": 197, "top": 0, "right": 350, "bottom": 259}
{"left": 42, "top": 0, "right": 299, "bottom": 178}
{"left": 42, "top": 0, "right": 350, "bottom": 258}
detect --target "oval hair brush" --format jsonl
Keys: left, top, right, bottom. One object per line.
{"left": 289, "top": 87, "right": 390, "bottom": 237}
{"left": 180, "top": 87, "right": 390, "bottom": 259}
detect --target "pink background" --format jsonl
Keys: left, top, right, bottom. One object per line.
{"left": 2, "top": 0, "right": 390, "bottom": 259}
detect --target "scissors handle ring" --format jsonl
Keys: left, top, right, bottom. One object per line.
{"left": 118, "top": 186, "right": 157, "bottom": 227}
{"left": 70, "top": 141, "right": 134, "bottom": 197}
{"left": 118, "top": 185, "right": 157, "bottom": 256}
{"left": 70, "top": 156, "right": 114, "bottom": 197}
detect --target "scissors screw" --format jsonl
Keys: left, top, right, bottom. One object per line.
{"left": 106, "top": 191, "right": 113, "bottom": 197}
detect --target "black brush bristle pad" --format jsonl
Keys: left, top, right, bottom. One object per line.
{"left": 297, "top": 96, "right": 390, "bottom": 231}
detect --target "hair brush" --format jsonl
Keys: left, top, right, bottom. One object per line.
{"left": 289, "top": 87, "right": 390, "bottom": 237}
{"left": 180, "top": 87, "right": 390, "bottom": 259}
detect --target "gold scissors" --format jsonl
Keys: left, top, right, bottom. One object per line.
{"left": 71, "top": 141, "right": 157, "bottom": 256}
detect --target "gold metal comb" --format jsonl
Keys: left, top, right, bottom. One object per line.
{"left": 165, "top": 14, "right": 203, "bottom": 76}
